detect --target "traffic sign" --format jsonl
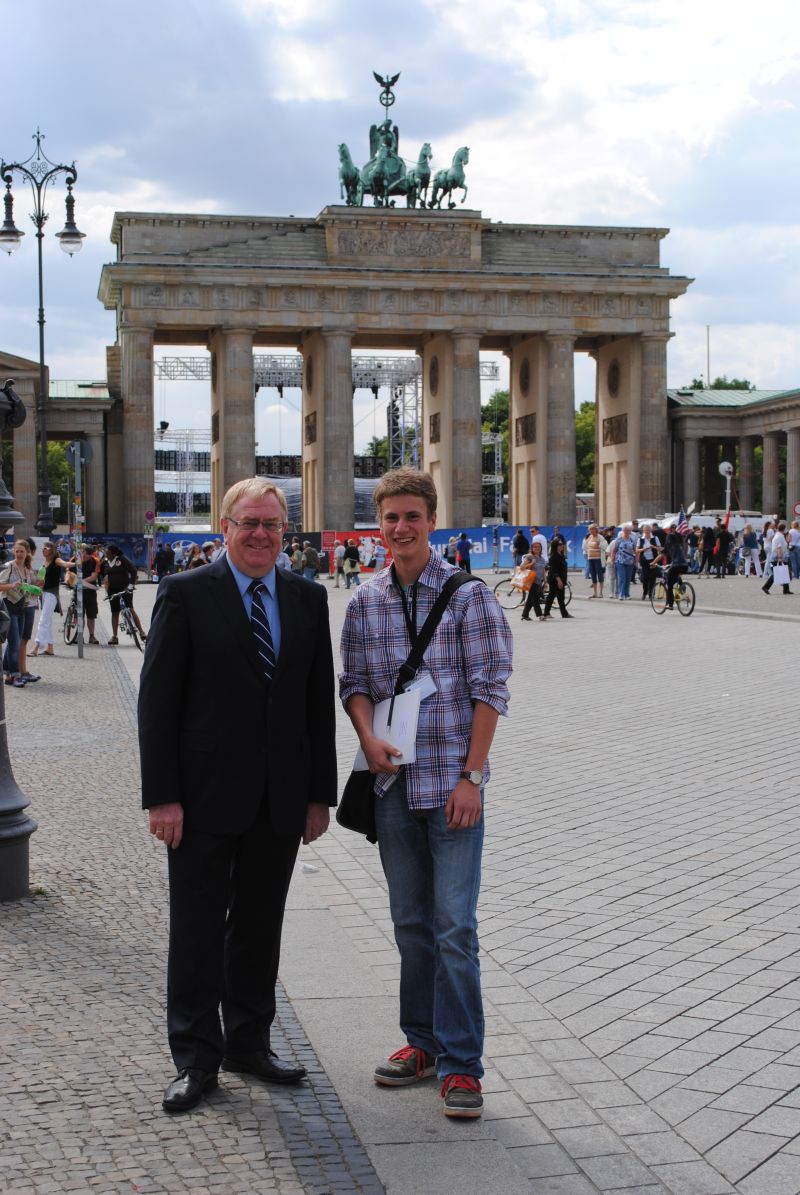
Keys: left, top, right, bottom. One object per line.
{"left": 48, "top": 494, "right": 60, "bottom": 508}
{"left": 794, "top": 501, "right": 800, "bottom": 516}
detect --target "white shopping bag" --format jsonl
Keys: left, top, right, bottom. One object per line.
{"left": 772, "top": 563, "right": 791, "bottom": 586}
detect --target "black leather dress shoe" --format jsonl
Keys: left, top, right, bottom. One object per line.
{"left": 222, "top": 1049, "right": 307, "bottom": 1084}
{"left": 162, "top": 1067, "right": 218, "bottom": 1113}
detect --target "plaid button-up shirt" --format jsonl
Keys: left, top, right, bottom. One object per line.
{"left": 339, "top": 551, "right": 513, "bottom": 810}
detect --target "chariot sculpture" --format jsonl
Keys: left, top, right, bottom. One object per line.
{"left": 337, "top": 72, "right": 469, "bottom": 210}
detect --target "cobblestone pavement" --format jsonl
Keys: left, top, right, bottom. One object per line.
{"left": 1, "top": 633, "right": 383, "bottom": 1195}
{"left": 2, "top": 573, "right": 799, "bottom": 1194}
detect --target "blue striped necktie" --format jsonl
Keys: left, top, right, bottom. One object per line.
{"left": 248, "top": 580, "right": 276, "bottom": 683}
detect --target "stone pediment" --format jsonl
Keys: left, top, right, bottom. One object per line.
{"left": 186, "top": 227, "right": 327, "bottom": 265}
{"left": 0, "top": 350, "right": 40, "bottom": 375}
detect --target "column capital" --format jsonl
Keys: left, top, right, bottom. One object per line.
{"left": 119, "top": 324, "right": 155, "bottom": 337}
{"left": 544, "top": 330, "right": 576, "bottom": 344}
{"left": 449, "top": 329, "right": 485, "bottom": 342}
{"left": 639, "top": 331, "right": 673, "bottom": 343}
{"left": 213, "top": 326, "right": 255, "bottom": 339}
{"left": 320, "top": 326, "right": 356, "bottom": 340}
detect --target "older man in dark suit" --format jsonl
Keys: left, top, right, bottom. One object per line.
{"left": 139, "top": 478, "right": 336, "bottom": 1113}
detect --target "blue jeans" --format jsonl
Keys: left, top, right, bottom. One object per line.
{"left": 303, "top": 567, "right": 316, "bottom": 582}
{"left": 3, "top": 609, "right": 24, "bottom": 675}
{"left": 375, "top": 773, "right": 484, "bottom": 1079}
{"left": 790, "top": 546, "right": 800, "bottom": 581}
{"left": 616, "top": 560, "right": 633, "bottom": 598}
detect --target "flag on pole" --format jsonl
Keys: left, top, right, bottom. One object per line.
{"left": 677, "top": 507, "right": 690, "bottom": 536}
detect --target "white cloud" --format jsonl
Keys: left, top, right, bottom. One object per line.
{"left": 268, "top": 38, "right": 350, "bottom": 102}
{"left": 77, "top": 181, "right": 222, "bottom": 243}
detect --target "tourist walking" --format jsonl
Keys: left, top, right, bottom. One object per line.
{"left": 32, "top": 541, "right": 73, "bottom": 657}
{"left": 740, "top": 524, "right": 762, "bottom": 577}
{"left": 762, "top": 522, "right": 793, "bottom": 595}
{"left": 542, "top": 541, "right": 573, "bottom": 619}
{"left": 582, "top": 524, "right": 608, "bottom": 599}
{"left": 614, "top": 526, "right": 636, "bottom": 600}
{"left": 520, "top": 544, "right": 547, "bottom": 620}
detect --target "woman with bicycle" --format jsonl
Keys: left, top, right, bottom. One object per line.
{"left": 102, "top": 544, "right": 147, "bottom": 645}
{"left": 520, "top": 544, "right": 547, "bottom": 621}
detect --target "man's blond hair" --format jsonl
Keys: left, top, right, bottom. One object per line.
{"left": 220, "top": 477, "right": 288, "bottom": 522}
{"left": 373, "top": 467, "right": 437, "bottom": 518}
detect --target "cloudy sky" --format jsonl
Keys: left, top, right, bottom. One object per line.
{"left": 3, "top": 0, "right": 800, "bottom": 453}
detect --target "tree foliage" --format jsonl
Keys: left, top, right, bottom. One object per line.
{"left": 690, "top": 375, "right": 755, "bottom": 391}
{"left": 575, "top": 401, "right": 596, "bottom": 492}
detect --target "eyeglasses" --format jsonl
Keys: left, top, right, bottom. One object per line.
{"left": 226, "top": 517, "right": 287, "bottom": 534}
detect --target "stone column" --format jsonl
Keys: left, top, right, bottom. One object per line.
{"left": 703, "top": 439, "right": 724, "bottom": 508}
{"left": 738, "top": 435, "right": 756, "bottom": 510}
{"left": 450, "top": 332, "right": 483, "bottom": 527}
{"left": 682, "top": 436, "right": 701, "bottom": 511}
{"left": 320, "top": 329, "right": 355, "bottom": 529}
{"left": 762, "top": 431, "right": 780, "bottom": 517}
{"left": 120, "top": 327, "right": 155, "bottom": 533}
{"left": 11, "top": 381, "right": 38, "bottom": 533}
{"left": 300, "top": 328, "right": 354, "bottom": 530}
{"left": 640, "top": 334, "right": 670, "bottom": 515}
{"left": 85, "top": 431, "right": 106, "bottom": 534}
{"left": 785, "top": 427, "right": 800, "bottom": 523}
{"left": 209, "top": 329, "right": 255, "bottom": 527}
{"left": 545, "top": 333, "right": 576, "bottom": 524}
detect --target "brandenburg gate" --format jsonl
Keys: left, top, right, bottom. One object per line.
{"left": 98, "top": 207, "right": 691, "bottom": 531}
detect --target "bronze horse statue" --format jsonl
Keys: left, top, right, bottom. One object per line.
{"left": 429, "top": 147, "right": 470, "bottom": 209}
{"left": 338, "top": 144, "right": 360, "bottom": 206}
{"left": 405, "top": 142, "right": 433, "bottom": 208}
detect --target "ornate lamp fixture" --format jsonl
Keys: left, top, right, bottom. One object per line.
{"left": 0, "top": 130, "right": 85, "bottom": 535}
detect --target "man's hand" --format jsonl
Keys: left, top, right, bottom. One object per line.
{"left": 445, "top": 781, "right": 483, "bottom": 830}
{"left": 303, "top": 802, "right": 330, "bottom": 845}
{"left": 361, "top": 735, "right": 403, "bottom": 775}
{"left": 148, "top": 802, "right": 184, "bottom": 849}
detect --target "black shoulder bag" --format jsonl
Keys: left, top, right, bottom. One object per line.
{"left": 336, "top": 571, "right": 481, "bottom": 843}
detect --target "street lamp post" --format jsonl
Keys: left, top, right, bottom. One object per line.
{"left": 1, "top": 129, "right": 85, "bottom": 537}
{"left": 0, "top": 380, "right": 37, "bottom": 901}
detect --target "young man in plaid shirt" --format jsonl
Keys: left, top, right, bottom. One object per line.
{"left": 339, "top": 468, "right": 512, "bottom": 1118}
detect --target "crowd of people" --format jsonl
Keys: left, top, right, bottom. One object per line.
{"left": 508, "top": 515, "right": 799, "bottom": 620}
{"left": 0, "top": 538, "right": 148, "bottom": 686}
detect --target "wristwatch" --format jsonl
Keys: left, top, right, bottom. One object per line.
{"left": 460, "top": 770, "right": 482, "bottom": 786}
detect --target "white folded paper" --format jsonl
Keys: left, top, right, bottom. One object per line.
{"left": 353, "top": 688, "right": 422, "bottom": 771}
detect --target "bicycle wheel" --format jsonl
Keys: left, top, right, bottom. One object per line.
{"left": 493, "top": 578, "right": 523, "bottom": 611}
{"left": 650, "top": 578, "right": 668, "bottom": 614}
{"left": 675, "top": 579, "right": 695, "bottom": 617}
{"left": 563, "top": 581, "right": 573, "bottom": 608}
{"left": 63, "top": 604, "right": 78, "bottom": 645}
{"left": 123, "top": 610, "right": 143, "bottom": 652}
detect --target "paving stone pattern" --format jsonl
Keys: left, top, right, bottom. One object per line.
{"left": 302, "top": 580, "right": 800, "bottom": 1194}
{"left": 2, "top": 575, "right": 799, "bottom": 1194}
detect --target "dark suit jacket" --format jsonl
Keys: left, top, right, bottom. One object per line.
{"left": 138, "top": 557, "right": 337, "bottom": 837}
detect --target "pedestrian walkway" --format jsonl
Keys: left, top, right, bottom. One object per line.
{"left": 2, "top": 574, "right": 799, "bottom": 1194}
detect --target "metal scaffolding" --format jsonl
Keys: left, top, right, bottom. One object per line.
{"left": 154, "top": 428, "right": 211, "bottom": 517}
{"left": 153, "top": 355, "right": 502, "bottom": 489}
{"left": 154, "top": 353, "right": 499, "bottom": 388}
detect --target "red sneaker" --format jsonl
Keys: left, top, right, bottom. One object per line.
{"left": 441, "top": 1074, "right": 483, "bottom": 1118}
{"left": 374, "top": 1045, "right": 436, "bottom": 1087}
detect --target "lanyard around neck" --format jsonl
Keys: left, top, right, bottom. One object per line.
{"left": 392, "top": 564, "right": 418, "bottom": 646}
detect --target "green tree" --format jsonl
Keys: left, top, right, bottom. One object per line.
{"left": 364, "top": 435, "right": 388, "bottom": 460}
{"left": 482, "top": 390, "right": 509, "bottom": 491}
{"left": 690, "top": 376, "right": 755, "bottom": 390}
{"left": 575, "top": 401, "right": 596, "bottom": 492}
